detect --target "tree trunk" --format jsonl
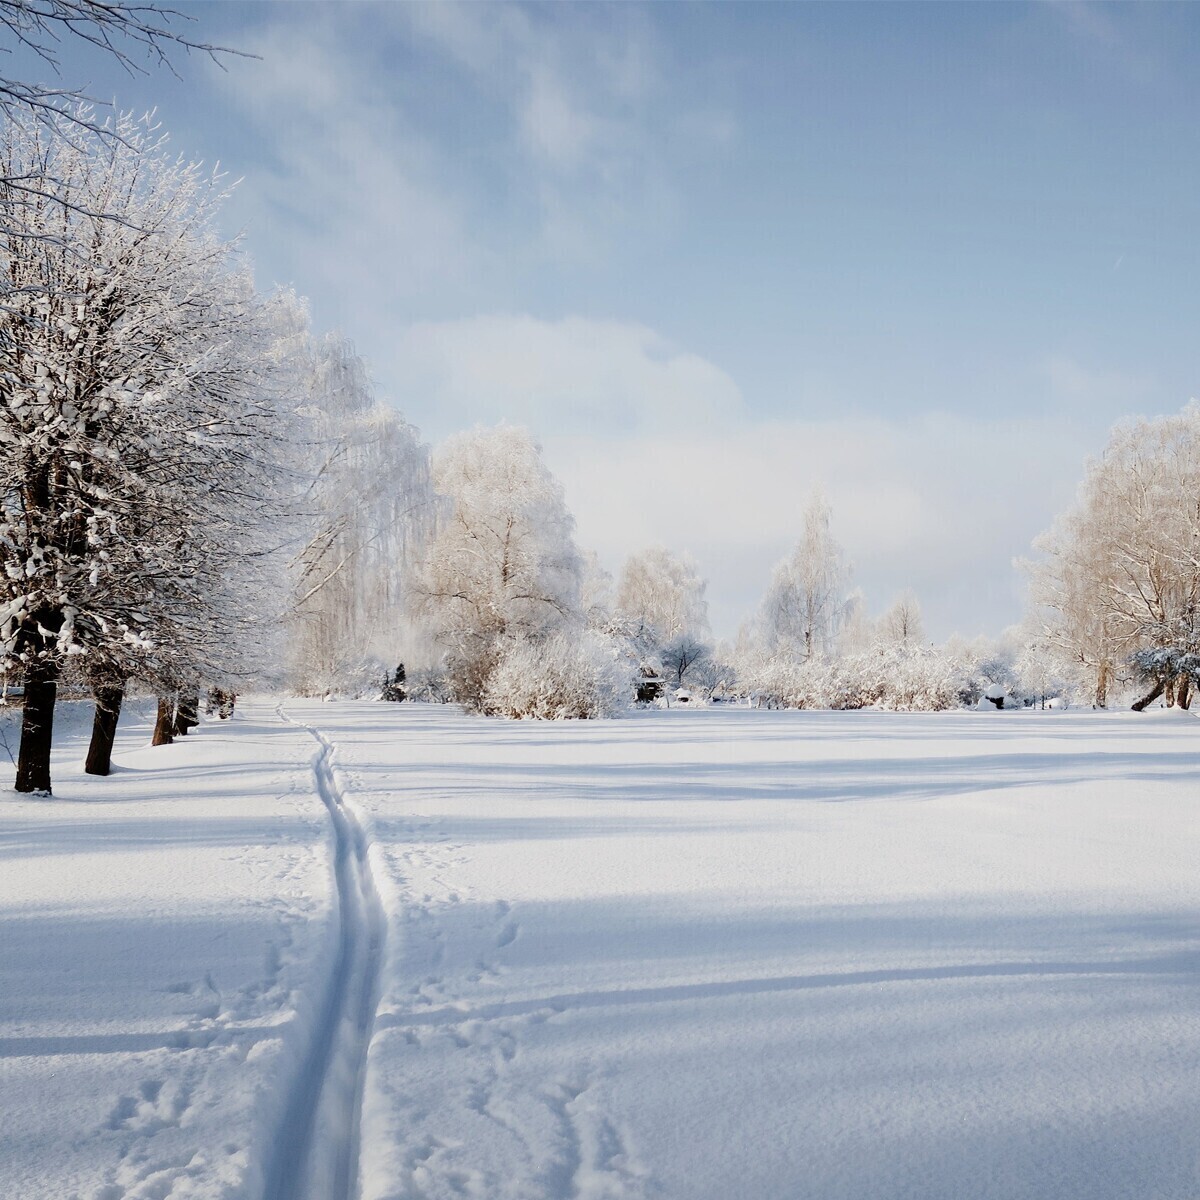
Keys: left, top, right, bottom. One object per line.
{"left": 175, "top": 692, "right": 199, "bottom": 736}
{"left": 85, "top": 682, "right": 125, "bottom": 776}
{"left": 1178, "top": 676, "right": 1193, "bottom": 711}
{"left": 1165, "top": 676, "right": 1177, "bottom": 707}
{"left": 15, "top": 658, "right": 60, "bottom": 794}
{"left": 152, "top": 696, "right": 176, "bottom": 746}
{"left": 1094, "top": 662, "right": 1109, "bottom": 709}
{"left": 1131, "top": 679, "right": 1166, "bottom": 712}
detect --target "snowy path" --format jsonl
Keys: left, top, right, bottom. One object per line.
{"left": 265, "top": 711, "right": 386, "bottom": 1200}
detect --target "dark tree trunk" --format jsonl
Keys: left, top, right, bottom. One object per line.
{"left": 15, "top": 658, "right": 60, "bottom": 794}
{"left": 85, "top": 682, "right": 125, "bottom": 776}
{"left": 207, "top": 688, "right": 236, "bottom": 719}
{"left": 175, "top": 693, "right": 199, "bottom": 736}
{"left": 1178, "top": 676, "right": 1193, "bottom": 710}
{"left": 1165, "top": 677, "right": 1177, "bottom": 708}
{"left": 152, "top": 696, "right": 176, "bottom": 746}
{"left": 1131, "top": 679, "right": 1166, "bottom": 712}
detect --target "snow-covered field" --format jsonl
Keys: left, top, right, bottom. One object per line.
{"left": 0, "top": 700, "right": 334, "bottom": 1200}
{"left": 4, "top": 701, "right": 1200, "bottom": 1199}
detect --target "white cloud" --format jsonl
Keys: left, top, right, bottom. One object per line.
{"left": 214, "top": 15, "right": 481, "bottom": 326}
{"left": 523, "top": 66, "right": 599, "bottom": 169}
{"left": 1044, "top": 354, "right": 1154, "bottom": 410}
{"left": 402, "top": 2, "right": 659, "bottom": 177}
{"left": 399, "top": 2, "right": 697, "bottom": 261}
{"left": 210, "top": 7, "right": 727, "bottom": 351}
{"left": 390, "top": 314, "right": 743, "bottom": 438}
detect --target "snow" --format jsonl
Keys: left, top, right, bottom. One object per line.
{"left": 0, "top": 700, "right": 334, "bottom": 1200}
{"left": 320, "top": 702, "right": 1200, "bottom": 1200}
{"left": 5, "top": 700, "right": 1200, "bottom": 1198}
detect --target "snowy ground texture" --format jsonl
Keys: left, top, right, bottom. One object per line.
{"left": 4, "top": 701, "right": 1200, "bottom": 1199}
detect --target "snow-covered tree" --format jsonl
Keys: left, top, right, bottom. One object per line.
{"left": 878, "top": 590, "right": 925, "bottom": 648}
{"left": 414, "top": 425, "right": 583, "bottom": 710}
{"left": 580, "top": 550, "right": 614, "bottom": 631}
{"left": 286, "top": 322, "right": 433, "bottom": 696}
{"left": 0, "top": 110, "right": 287, "bottom": 790}
{"left": 660, "top": 632, "right": 712, "bottom": 690}
{"left": 839, "top": 588, "right": 876, "bottom": 655}
{"left": 1027, "top": 405, "right": 1200, "bottom": 709}
{"left": 614, "top": 546, "right": 709, "bottom": 645}
{"left": 1026, "top": 502, "right": 1125, "bottom": 707}
{"left": 760, "top": 490, "right": 849, "bottom": 660}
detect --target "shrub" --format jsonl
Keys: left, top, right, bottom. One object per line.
{"left": 483, "top": 631, "right": 634, "bottom": 719}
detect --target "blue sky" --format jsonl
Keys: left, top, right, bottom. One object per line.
{"left": 25, "top": 2, "right": 1200, "bottom": 640}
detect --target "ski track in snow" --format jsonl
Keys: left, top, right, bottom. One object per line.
{"left": 266, "top": 708, "right": 387, "bottom": 1200}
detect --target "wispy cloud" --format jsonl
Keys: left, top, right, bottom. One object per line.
{"left": 390, "top": 314, "right": 743, "bottom": 439}
{"left": 213, "top": 11, "right": 483, "bottom": 331}
{"left": 1046, "top": 0, "right": 1159, "bottom": 85}
{"left": 1043, "top": 354, "right": 1154, "bottom": 411}
{"left": 215, "top": 3, "right": 722, "bottom": 318}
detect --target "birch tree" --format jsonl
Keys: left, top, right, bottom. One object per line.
{"left": 287, "top": 325, "right": 433, "bottom": 695}
{"left": 760, "top": 489, "right": 849, "bottom": 660}
{"left": 414, "top": 425, "right": 582, "bottom": 710}
{"left": 878, "top": 590, "right": 925, "bottom": 648}
{"left": 614, "top": 546, "right": 709, "bottom": 645}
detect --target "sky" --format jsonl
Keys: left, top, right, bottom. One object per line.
{"left": 20, "top": 1, "right": 1200, "bottom": 640}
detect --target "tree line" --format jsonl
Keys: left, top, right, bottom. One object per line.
{"left": 0, "top": 104, "right": 435, "bottom": 793}
{"left": 3, "top": 4, "right": 1193, "bottom": 797}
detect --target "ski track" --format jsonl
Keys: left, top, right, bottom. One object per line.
{"left": 266, "top": 707, "right": 387, "bottom": 1200}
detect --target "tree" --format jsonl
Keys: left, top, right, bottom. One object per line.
{"left": 878, "top": 590, "right": 925, "bottom": 648}
{"left": 838, "top": 588, "right": 875, "bottom": 655}
{"left": 0, "top": 2, "right": 237, "bottom": 141}
{"left": 1027, "top": 406, "right": 1200, "bottom": 709}
{"left": 760, "top": 489, "right": 848, "bottom": 660}
{"left": 614, "top": 546, "right": 709, "bottom": 645}
{"left": 0, "top": 109, "right": 285, "bottom": 790}
{"left": 660, "top": 632, "right": 711, "bottom": 690}
{"left": 579, "top": 550, "right": 614, "bottom": 631}
{"left": 414, "top": 425, "right": 582, "bottom": 710}
{"left": 1026, "top": 501, "right": 1124, "bottom": 707}
{"left": 285, "top": 321, "right": 433, "bottom": 696}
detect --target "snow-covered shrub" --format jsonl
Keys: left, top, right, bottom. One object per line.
{"left": 744, "top": 656, "right": 812, "bottom": 709}
{"left": 880, "top": 646, "right": 969, "bottom": 711}
{"left": 482, "top": 632, "right": 634, "bottom": 720}
{"left": 405, "top": 666, "right": 453, "bottom": 704}
{"left": 690, "top": 650, "right": 737, "bottom": 701}
{"left": 742, "top": 642, "right": 978, "bottom": 712}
